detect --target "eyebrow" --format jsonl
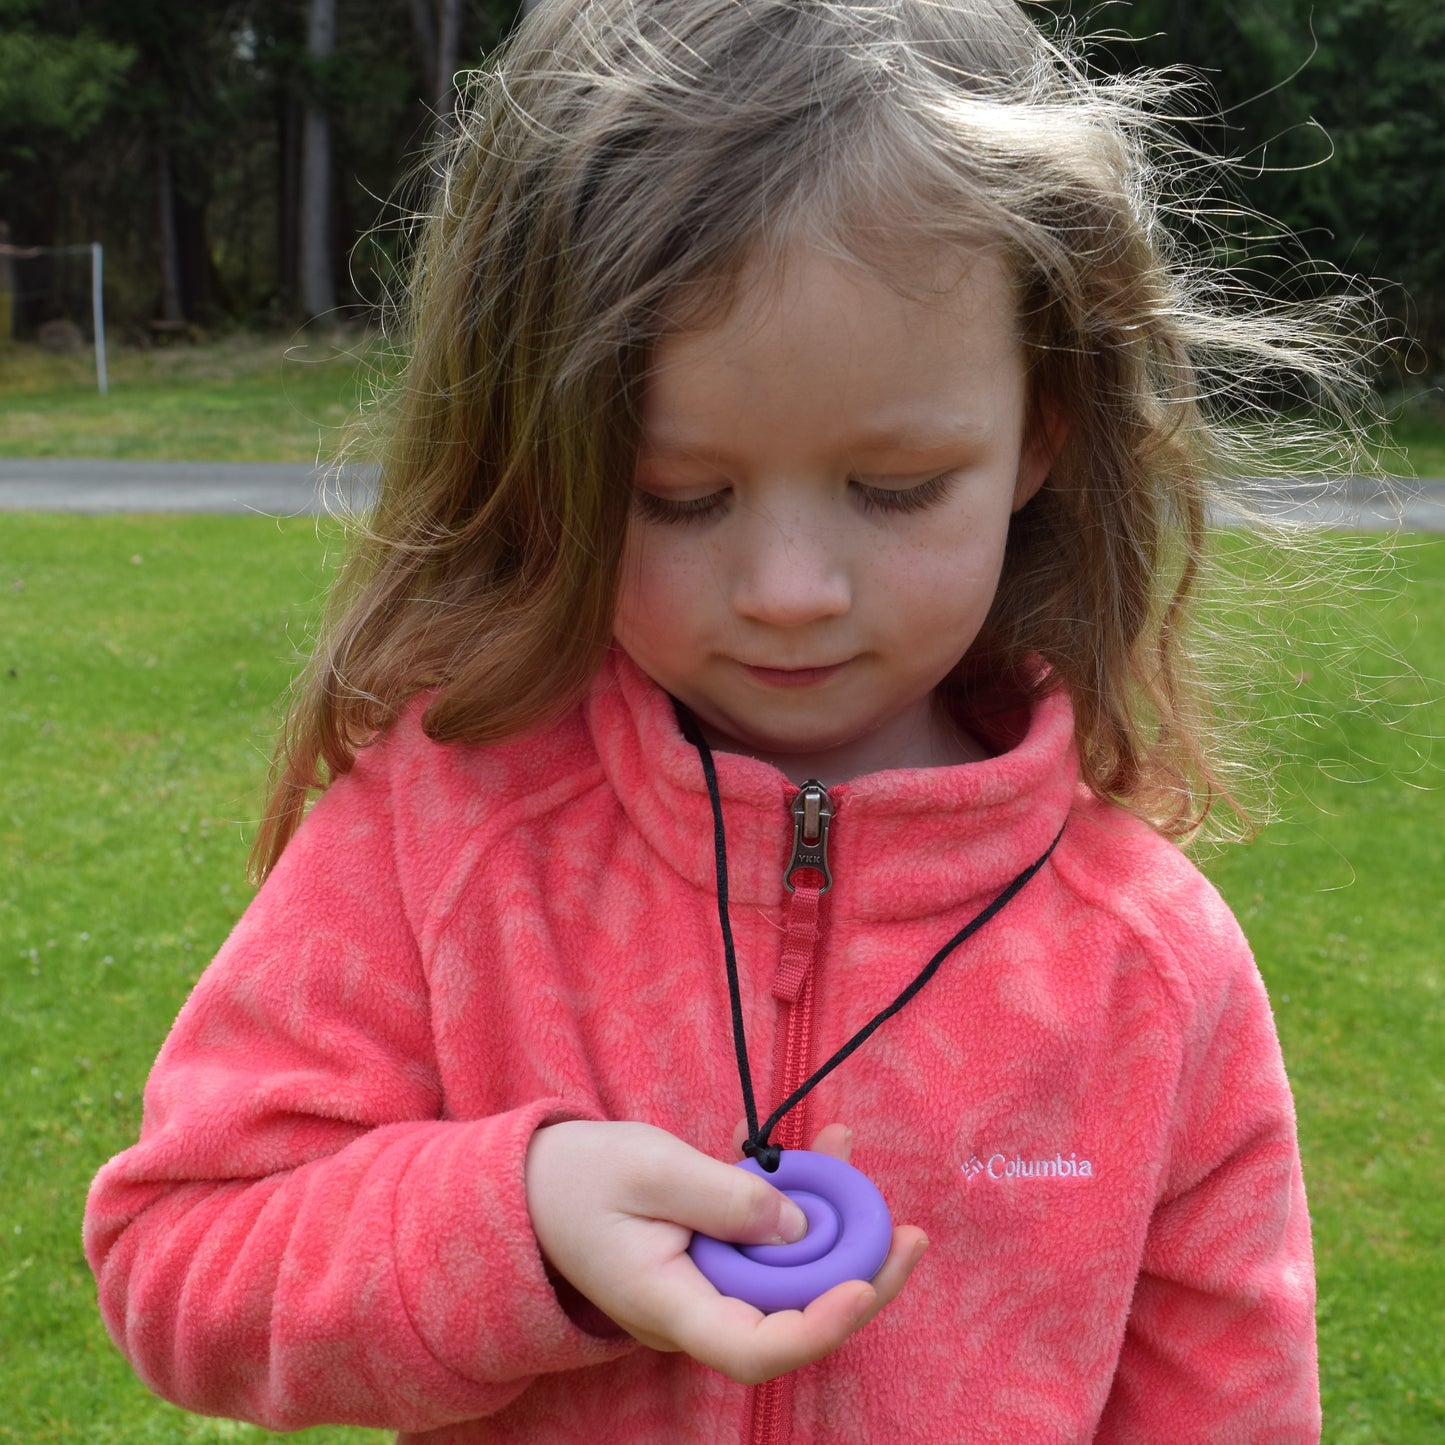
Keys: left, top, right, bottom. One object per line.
{"left": 638, "top": 420, "right": 991, "bottom": 461}
{"left": 843, "top": 421, "right": 992, "bottom": 453}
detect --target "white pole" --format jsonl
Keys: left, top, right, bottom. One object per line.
{"left": 92, "top": 242, "right": 108, "bottom": 396}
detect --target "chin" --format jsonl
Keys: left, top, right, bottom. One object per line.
{"left": 719, "top": 715, "right": 868, "bottom": 765}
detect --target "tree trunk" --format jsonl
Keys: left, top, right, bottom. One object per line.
{"left": 409, "top": 0, "right": 438, "bottom": 103}
{"left": 435, "top": 0, "right": 461, "bottom": 118}
{"left": 176, "top": 189, "right": 221, "bottom": 323}
{"left": 278, "top": 89, "right": 300, "bottom": 315}
{"left": 0, "top": 221, "right": 14, "bottom": 343}
{"left": 157, "top": 142, "right": 185, "bottom": 323}
{"left": 410, "top": 0, "right": 463, "bottom": 130}
{"left": 298, "top": 0, "right": 336, "bottom": 321}
{"left": 1172, "top": 0, "right": 1190, "bottom": 51}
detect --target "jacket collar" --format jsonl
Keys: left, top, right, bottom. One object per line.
{"left": 584, "top": 649, "right": 1079, "bottom": 923}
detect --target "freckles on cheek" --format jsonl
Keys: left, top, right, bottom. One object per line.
{"left": 635, "top": 524, "right": 725, "bottom": 597}
{"left": 614, "top": 533, "right": 653, "bottom": 640}
{"left": 614, "top": 527, "right": 708, "bottom": 655}
{"left": 618, "top": 528, "right": 675, "bottom": 614}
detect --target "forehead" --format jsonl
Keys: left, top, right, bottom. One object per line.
{"left": 641, "top": 243, "right": 1025, "bottom": 457}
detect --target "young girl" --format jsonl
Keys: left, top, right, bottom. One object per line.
{"left": 86, "top": 1, "right": 1368, "bottom": 1439}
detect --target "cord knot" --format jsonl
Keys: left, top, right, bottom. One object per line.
{"left": 743, "top": 1138, "right": 782, "bottom": 1173}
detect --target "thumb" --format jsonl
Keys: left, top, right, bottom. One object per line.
{"left": 635, "top": 1141, "right": 808, "bottom": 1248}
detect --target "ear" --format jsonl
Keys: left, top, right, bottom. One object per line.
{"left": 1013, "top": 398, "right": 1067, "bottom": 512}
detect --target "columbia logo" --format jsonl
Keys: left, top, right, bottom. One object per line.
{"left": 962, "top": 1150, "right": 1095, "bottom": 1181}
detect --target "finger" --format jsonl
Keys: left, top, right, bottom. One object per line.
{"left": 631, "top": 1223, "right": 926, "bottom": 1383}
{"left": 807, "top": 1122, "right": 853, "bottom": 1161}
{"left": 664, "top": 1265, "right": 876, "bottom": 1385}
{"left": 850, "top": 1226, "right": 929, "bottom": 1330}
{"left": 630, "top": 1138, "right": 808, "bottom": 1246}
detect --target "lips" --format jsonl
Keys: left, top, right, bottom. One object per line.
{"left": 739, "top": 661, "right": 850, "bottom": 688}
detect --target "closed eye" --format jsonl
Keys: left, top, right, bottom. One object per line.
{"left": 632, "top": 471, "right": 958, "bottom": 525}
{"left": 631, "top": 488, "right": 729, "bottom": 526}
{"left": 853, "top": 472, "right": 956, "bottom": 516}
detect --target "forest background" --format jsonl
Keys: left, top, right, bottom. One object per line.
{"left": 1, "top": 0, "right": 1443, "bottom": 387}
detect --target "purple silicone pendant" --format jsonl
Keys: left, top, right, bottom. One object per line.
{"left": 687, "top": 1150, "right": 893, "bottom": 1313}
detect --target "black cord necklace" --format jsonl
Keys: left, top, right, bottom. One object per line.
{"left": 675, "top": 703, "right": 1065, "bottom": 1173}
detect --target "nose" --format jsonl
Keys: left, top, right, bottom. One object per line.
{"left": 729, "top": 506, "right": 851, "bottom": 628}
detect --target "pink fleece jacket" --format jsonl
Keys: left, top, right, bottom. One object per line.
{"left": 85, "top": 650, "right": 1319, "bottom": 1443}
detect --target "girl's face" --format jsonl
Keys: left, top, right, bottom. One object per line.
{"left": 614, "top": 243, "right": 1054, "bottom": 783}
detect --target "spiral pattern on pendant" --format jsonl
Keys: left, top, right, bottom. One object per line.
{"left": 687, "top": 1150, "right": 893, "bottom": 1313}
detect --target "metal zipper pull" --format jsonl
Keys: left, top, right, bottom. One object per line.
{"left": 785, "top": 780, "right": 834, "bottom": 894}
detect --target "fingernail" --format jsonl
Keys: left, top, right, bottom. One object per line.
{"left": 913, "top": 1236, "right": 930, "bottom": 1265}
{"left": 778, "top": 1201, "right": 808, "bottom": 1243}
{"left": 841, "top": 1128, "right": 854, "bottom": 1151}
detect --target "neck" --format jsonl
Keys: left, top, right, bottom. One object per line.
{"left": 699, "top": 695, "right": 991, "bottom": 786}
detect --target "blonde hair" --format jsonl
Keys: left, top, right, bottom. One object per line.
{"left": 253, "top": 0, "right": 1379, "bottom": 879}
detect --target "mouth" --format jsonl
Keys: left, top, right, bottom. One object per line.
{"left": 738, "top": 661, "right": 851, "bottom": 688}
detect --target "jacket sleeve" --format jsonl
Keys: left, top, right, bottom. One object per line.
{"left": 1095, "top": 880, "right": 1320, "bottom": 1444}
{"left": 83, "top": 742, "right": 634, "bottom": 1433}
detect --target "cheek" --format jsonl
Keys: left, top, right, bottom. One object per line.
{"left": 613, "top": 527, "right": 704, "bottom": 651}
{"left": 876, "top": 522, "right": 1008, "bottom": 618}
{"left": 862, "top": 522, "right": 1011, "bottom": 674}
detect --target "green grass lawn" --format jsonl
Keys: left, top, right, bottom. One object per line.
{"left": 1, "top": 516, "right": 1441, "bottom": 1441}
{"left": 0, "top": 516, "right": 383, "bottom": 1442}
{"left": 1380, "top": 399, "right": 1445, "bottom": 478}
{"left": 0, "top": 335, "right": 388, "bottom": 465}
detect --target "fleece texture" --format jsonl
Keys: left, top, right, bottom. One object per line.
{"left": 85, "top": 649, "right": 1320, "bottom": 1443}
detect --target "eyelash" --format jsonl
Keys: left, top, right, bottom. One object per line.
{"left": 857, "top": 472, "right": 954, "bottom": 516}
{"left": 631, "top": 490, "right": 727, "bottom": 526}
{"left": 632, "top": 473, "right": 956, "bottom": 526}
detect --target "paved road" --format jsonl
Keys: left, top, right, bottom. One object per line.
{"left": 1, "top": 458, "right": 1443, "bottom": 530}
{"left": 0, "top": 459, "right": 377, "bottom": 516}
{"left": 1236, "top": 476, "right": 1445, "bottom": 531}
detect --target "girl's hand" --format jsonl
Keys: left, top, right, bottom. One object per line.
{"left": 524, "top": 1119, "right": 927, "bottom": 1384}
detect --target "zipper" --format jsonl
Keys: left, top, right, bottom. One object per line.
{"left": 747, "top": 781, "right": 834, "bottom": 1445}
{"left": 785, "top": 781, "right": 834, "bottom": 893}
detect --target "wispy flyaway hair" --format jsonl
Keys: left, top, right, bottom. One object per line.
{"left": 253, "top": 0, "right": 1379, "bottom": 879}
